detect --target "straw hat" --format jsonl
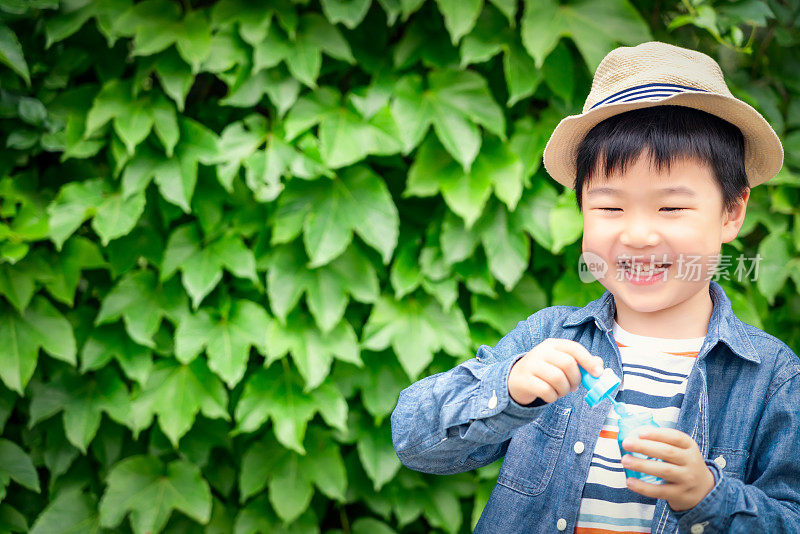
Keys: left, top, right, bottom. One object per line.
{"left": 542, "top": 41, "right": 784, "bottom": 190}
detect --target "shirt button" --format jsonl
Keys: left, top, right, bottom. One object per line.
{"left": 488, "top": 389, "right": 497, "bottom": 409}
{"left": 713, "top": 455, "right": 726, "bottom": 469}
{"left": 556, "top": 518, "right": 567, "bottom": 531}
{"left": 690, "top": 523, "right": 704, "bottom": 534}
{"left": 573, "top": 441, "right": 585, "bottom": 454}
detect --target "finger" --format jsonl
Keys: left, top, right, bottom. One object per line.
{"left": 621, "top": 455, "right": 681, "bottom": 483}
{"left": 626, "top": 476, "right": 673, "bottom": 499}
{"left": 636, "top": 427, "right": 695, "bottom": 449}
{"left": 548, "top": 338, "right": 604, "bottom": 377}
{"left": 621, "top": 438, "right": 685, "bottom": 465}
{"left": 534, "top": 360, "right": 573, "bottom": 398}
{"left": 541, "top": 349, "right": 582, "bottom": 391}
{"left": 528, "top": 375, "right": 559, "bottom": 404}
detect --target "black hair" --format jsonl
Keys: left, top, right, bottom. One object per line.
{"left": 574, "top": 105, "right": 749, "bottom": 214}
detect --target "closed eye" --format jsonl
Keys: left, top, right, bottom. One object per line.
{"left": 596, "top": 207, "right": 686, "bottom": 212}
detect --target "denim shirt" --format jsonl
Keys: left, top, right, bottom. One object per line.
{"left": 390, "top": 281, "right": 800, "bottom": 533}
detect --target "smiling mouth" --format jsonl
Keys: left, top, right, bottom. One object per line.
{"left": 617, "top": 260, "right": 673, "bottom": 275}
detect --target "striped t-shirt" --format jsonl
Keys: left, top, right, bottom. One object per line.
{"left": 574, "top": 320, "right": 705, "bottom": 534}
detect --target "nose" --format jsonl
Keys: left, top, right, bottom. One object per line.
{"left": 619, "top": 218, "right": 660, "bottom": 247}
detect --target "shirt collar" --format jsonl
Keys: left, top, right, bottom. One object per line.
{"left": 562, "top": 281, "right": 760, "bottom": 364}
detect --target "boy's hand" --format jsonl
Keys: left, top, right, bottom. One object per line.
{"left": 508, "top": 338, "right": 604, "bottom": 405}
{"left": 620, "top": 427, "right": 715, "bottom": 512}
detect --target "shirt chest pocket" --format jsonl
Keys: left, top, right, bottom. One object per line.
{"left": 708, "top": 446, "right": 749, "bottom": 481}
{"left": 497, "top": 404, "right": 572, "bottom": 496}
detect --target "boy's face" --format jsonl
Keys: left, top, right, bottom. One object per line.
{"left": 580, "top": 153, "right": 749, "bottom": 317}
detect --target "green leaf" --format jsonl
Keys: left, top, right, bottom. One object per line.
{"left": 0, "top": 386, "right": 14, "bottom": 434}
{"left": 551, "top": 256, "right": 606, "bottom": 306}
{"left": 0, "top": 23, "right": 30, "bottom": 85}
{"left": 263, "top": 241, "right": 379, "bottom": 334}
{"left": 320, "top": 0, "right": 372, "bottom": 29}
{"left": 0, "top": 296, "right": 76, "bottom": 394}
{"left": 282, "top": 14, "right": 355, "bottom": 88}
{"left": 94, "top": 269, "right": 174, "bottom": 348}
{"left": 81, "top": 323, "right": 154, "bottom": 386}
{"left": 435, "top": 0, "right": 483, "bottom": 45}
{"left": 0, "top": 502, "right": 28, "bottom": 533}
{"left": 361, "top": 293, "right": 470, "bottom": 380}
{"left": 471, "top": 274, "right": 547, "bottom": 335}
{"left": 284, "top": 86, "right": 403, "bottom": 168}
{"left": 488, "top": 0, "right": 517, "bottom": 24}
{"left": 429, "top": 68, "right": 506, "bottom": 141}
{"left": 317, "top": 104, "right": 404, "bottom": 168}
{"left": 459, "top": 5, "right": 508, "bottom": 67}
{"left": 99, "top": 455, "right": 212, "bottom": 534}
{"left": 542, "top": 40, "right": 574, "bottom": 102}
{"left": 112, "top": 103, "right": 154, "bottom": 155}
{"left": 549, "top": 189, "right": 583, "bottom": 254}
{"left": 476, "top": 201, "right": 530, "bottom": 291}
{"left": 521, "top": 0, "right": 651, "bottom": 70}
{"left": 215, "top": 115, "right": 268, "bottom": 189}
{"left": 44, "top": 2, "right": 96, "bottom": 47}
{"left": 356, "top": 417, "right": 401, "bottom": 491}
{"left": 161, "top": 223, "right": 258, "bottom": 309}
{"left": 756, "top": 232, "right": 792, "bottom": 305}
{"left": 0, "top": 261, "right": 36, "bottom": 314}
{"left": 357, "top": 351, "right": 410, "bottom": 424}
{"left": 406, "top": 134, "right": 523, "bottom": 228}
{"left": 265, "top": 453, "right": 314, "bottom": 523}
{"left": 261, "top": 309, "right": 363, "bottom": 391}
{"left": 300, "top": 13, "right": 356, "bottom": 64}
{"left": 272, "top": 165, "right": 399, "bottom": 267}
{"left": 390, "top": 69, "right": 505, "bottom": 169}
{"left": 47, "top": 176, "right": 145, "bottom": 249}
{"left": 46, "top": 178, "right": 107, "bottom": 251}
{"left": 240, "top": 427, "right": 346, "bottom": 522}
{"left": 389, "top": 234, "right": 424, "bottom": 299}
{"left": 175, "top": 10, "right": 212, "bottom": 72}
{"left": 151, "top": 94, "right": 180, "bottom": 156}
{"left": 352, "top": 517, "right": 397, "bottom": 534}
{"left": 17, "top": 97, "right": 47, "bottom": 126}
{"left": 29, "top": 486, "right": 100, "bottom": 534}
{"left": 232, "top": 494, "right": 319, "bottom": 533}
{"left": 0, "top": 438, "right": 40, "bottom": 495}
{"left": 154, "top": 48, "right": 195, "bottom": 111}
{"left": 29, "top": 367, "right": 131, "bottom": 453}
{"left": 93, "top": 190, "right": 147, "bottom": 246}
{"left": 234, "top": 364, "right": 348, "bottom": 452}
{"left": 175, "top": 299, "right": 270, "bottom": 388}
{"left": 35, "top": 236, "right": 107, "bottom": 308}
{"left": 129, "top": 359, "right": 229, "bottom": 447}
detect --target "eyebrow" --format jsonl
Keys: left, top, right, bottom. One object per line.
{"left": 586, "top": 186, "right": 697, "bottom": 197}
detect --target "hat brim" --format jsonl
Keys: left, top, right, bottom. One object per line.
{"left": 543, "top": 91, "right": 784, "bottom": 190}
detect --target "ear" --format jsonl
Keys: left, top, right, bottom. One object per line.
{"left": 721, "top": 188, "right": 750, "bottom": 243}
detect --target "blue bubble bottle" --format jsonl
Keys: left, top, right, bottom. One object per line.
{"left": 578, "top": 363, "right": 664, "bottom": 485}
{"left": 617, "top": 411, "right": 664, "bottom": 484}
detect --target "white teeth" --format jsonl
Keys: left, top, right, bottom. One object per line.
{"left": 620, "top": 261, "right": 671, "bottom": 275}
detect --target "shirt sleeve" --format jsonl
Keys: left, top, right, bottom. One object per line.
{"left": 670, "top": 366, "right": 800, "bottom": 533}
{"left": 390, "top": 314, "right": 552, "bottom": 475}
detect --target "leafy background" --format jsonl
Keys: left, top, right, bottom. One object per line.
{"left": 0, "top": 0, "right": 798, "bottom": 532}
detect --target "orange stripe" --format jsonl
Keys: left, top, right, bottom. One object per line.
{"left": 616, "top": 341, "right": 628, "bottom": 347}
{"left": 599, "top": 429, "right": 618, "bottom": 439}
{"left": 664, "top": 351, "right": 698, "bottom": 357}
{"left": 575, "top": 528, "right": 649, "bottom": 534}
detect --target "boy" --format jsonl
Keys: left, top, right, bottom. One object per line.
{"left": 390, "top": 41, "right": 800, "bottom": 533}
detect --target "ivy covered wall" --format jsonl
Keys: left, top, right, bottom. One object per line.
{"left": 0, "top": 0, "right": 798, "bottom": 532}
